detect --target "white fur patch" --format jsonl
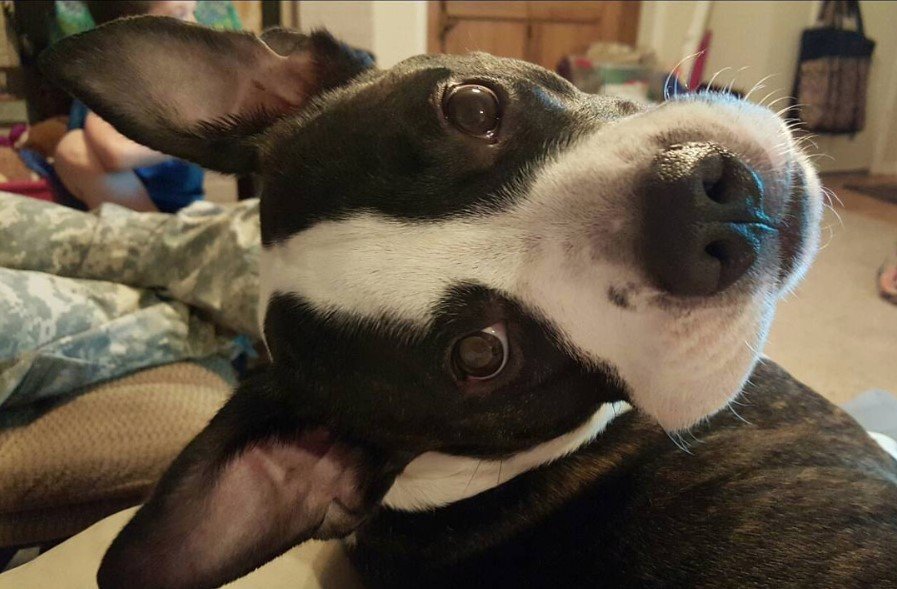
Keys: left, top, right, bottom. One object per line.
{"left": 383, "top": 401, "right": 631, "bottom": 511}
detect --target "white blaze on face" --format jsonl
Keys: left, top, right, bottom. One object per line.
{"left": 258, "top": 98, "right": 823, "bottom": 507}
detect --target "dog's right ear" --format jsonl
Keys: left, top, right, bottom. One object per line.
{"left": 39, "top": 17, "right": 373, "bottom": 174}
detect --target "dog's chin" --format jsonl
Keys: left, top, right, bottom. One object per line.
{"left": 622, "top": 294, "right": 774, "bottom": 432}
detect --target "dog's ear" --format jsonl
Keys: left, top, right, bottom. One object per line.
{"left": 97, "top": 372, "right": 402, "bottom": 589}
{"left": 39, "top": 17, "right": 373, "bottom": 174}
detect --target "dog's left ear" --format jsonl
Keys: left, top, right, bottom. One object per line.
{"left": 96, "top": 372, "right": 404, "bottom": 589}
{"left": 39, "top": 17, "right": 373, "bottom": 173}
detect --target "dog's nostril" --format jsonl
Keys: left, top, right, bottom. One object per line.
{"left": 703, "top": 179, "right": 729, "bottom": 204}
{"left": 704, "top": 239, "right": 729, "bottom": 261}
{"left": 704, "top": 236, "right": 758, "bottom": 293}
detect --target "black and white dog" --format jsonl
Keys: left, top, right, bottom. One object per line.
{"left": 42, "top": 17, "right": 897, "bottom": 589}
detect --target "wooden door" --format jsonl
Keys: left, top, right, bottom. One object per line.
{"left": 529, "top": 23, "right": 604, "bottom": 70}
{"left": 429, "top": 1, "right": 641, "bottom": 69}
{"left": 443, "top": 21, "right": 529, "bottom": 59}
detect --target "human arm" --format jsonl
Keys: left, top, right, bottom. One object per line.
{"left": 82, "top": 111, "right": 174, "bottom": 171}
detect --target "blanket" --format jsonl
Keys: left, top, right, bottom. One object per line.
{"left": 0, "top": 192, "right": 260, "bottom": 408}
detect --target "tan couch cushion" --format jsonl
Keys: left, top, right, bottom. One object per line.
{"left": 0, "top": 360, "right": 232, "bottom": 546}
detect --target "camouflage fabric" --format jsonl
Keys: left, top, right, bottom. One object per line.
{"left": 0, "top": 192, "right": 261, "bottom": 408}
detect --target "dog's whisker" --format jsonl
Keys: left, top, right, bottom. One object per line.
{"left": 758, "top": 89, "right": 779, "bottom": 108}
{"left": 826, "top": 187, "right": 844, "bottom": 207}
{"left": 745, "top": 74, "right": 777, "bottom": 101}
{"left": 725, "top": 66, "right": 749, "bottom": 93}
{"left": 728, "top": 405, "right": 754, "bottom": 427}
{"left": 818, "top": 223, "right": 837, "bottom": 250}
{"left": 464, "top": 460, "right": 482, "bottom": 496}
{"left": 746, "top": 84, "right": 766, "bottom": 101}
{"left": 665, "top": 51, "right": 705, "bottom": 99}
{"left": 667, "top": 432, "right": 694, "bottom": 455}
{"left": 827, "top": 205, "right": 844, "bottom": 228}
{"left": 826, "top": 205, "right": 844, "bottom": 227}
{"left": 773, "top": 105, "right": 796, "bottom": 119}
{"left": 706, "top": 66, "right": 732, "bottom": 91}
{"left": 793, "top": 134, "right": 819, "bottom": 149}
{"left": 729, "top": 395, "right": 748, "bottom": 407}
{"left": 821, "top": 190, "right": 845, "bottom": 227}
{"left": 766, "top": 95, "right": 793, "bottom": 110}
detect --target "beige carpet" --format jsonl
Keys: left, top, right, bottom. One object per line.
{"left": 765, "top": 174, "right": 897, "bottom": 405}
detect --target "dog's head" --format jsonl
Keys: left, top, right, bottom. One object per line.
{"left": 42, "top": 17, "right": 823, "bottom": 589}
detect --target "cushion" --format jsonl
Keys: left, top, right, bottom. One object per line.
{"left": 0, "top": 360, "right": 233, "bottom": 546}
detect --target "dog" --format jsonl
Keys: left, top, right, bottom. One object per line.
{"left": 41, "top": 17, "right": 897, "bottom": 589}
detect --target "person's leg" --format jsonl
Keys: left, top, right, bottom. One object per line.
{"left": 53, "top": 129, "right": 158, "bottom": 212}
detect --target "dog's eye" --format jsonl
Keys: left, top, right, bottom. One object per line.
{"left": 444, "top": 84, "right": 501, "bottom": 139}
{"left": 452, "top": 323, "right": 508, "bottom": 380}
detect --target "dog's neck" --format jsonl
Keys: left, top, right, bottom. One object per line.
{"left": 382, "top": 401, "right": 630, "bottom": 511}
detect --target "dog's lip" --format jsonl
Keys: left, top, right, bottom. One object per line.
{"left": 774, "top": 176, "right": 811, "bottom": 283}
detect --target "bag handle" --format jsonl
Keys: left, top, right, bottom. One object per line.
{"left": 848, "top": 0, "right": 866, "bottom": 38}
{"left": 817, "top": 0, "right": 866, "bottom": 36}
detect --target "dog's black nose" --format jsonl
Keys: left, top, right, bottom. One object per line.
{"left": 643, "top": 142, "right": 774, "bottom": 296}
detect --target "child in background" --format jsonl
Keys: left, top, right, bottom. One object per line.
{"left": 53, "top": 1, "right": 203, "bottom": 212}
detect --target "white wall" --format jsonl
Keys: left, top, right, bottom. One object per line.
{"left": 371, "top": 1, "right": 428, "bottom": 68}
{"left": 297, "top": 1, "right": 427, "bottom": 69}
{"left": 638, "top": 1, "right": 897, "bottom": 174}
{"left": 298, "top": 1, "right": 375, "bottom": 50}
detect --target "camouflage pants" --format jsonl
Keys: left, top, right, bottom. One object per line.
{"left": 0, "top": 192, "right": 261, "bottom": 408}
